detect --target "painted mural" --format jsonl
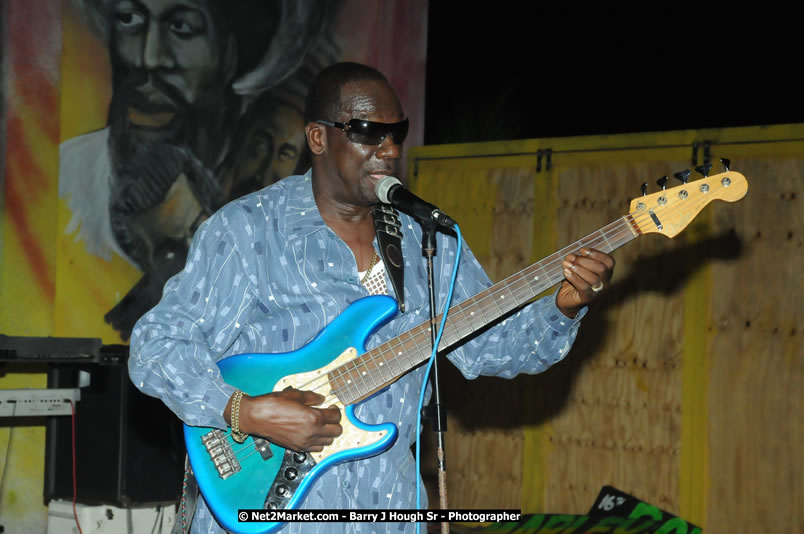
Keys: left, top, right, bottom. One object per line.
{"left": 56, "top": 0, "right": 426, "bottom": 342}
{"left": 0, "top": 0, "right": 427, "bottom": 530}
{"left": 59, "top": 0, "right": 337, "bottom": 340}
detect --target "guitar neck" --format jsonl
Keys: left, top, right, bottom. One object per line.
{"left": 331, "top": 215, "right": 640, "bottom": 405}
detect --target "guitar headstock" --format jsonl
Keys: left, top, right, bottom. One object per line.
{"left": 628, "top": 170, "right": 748, "bottom": 238}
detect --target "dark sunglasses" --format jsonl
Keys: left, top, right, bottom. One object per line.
{"left": 315, "top": 118, "right": 409, "bottom": 146}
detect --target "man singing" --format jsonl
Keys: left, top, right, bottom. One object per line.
{"left": 129, "top": 62, "right": 615, "bottom": 533}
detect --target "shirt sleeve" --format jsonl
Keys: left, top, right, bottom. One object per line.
{"left": 440, "top": 236, "right": 587, "bottom": 380}
{"left": 128, "top": 207, "right": 258, "bottom": 428}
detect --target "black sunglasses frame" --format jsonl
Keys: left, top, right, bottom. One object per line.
{"left": 315, "top": 118, "right": 409, "bottom": 146}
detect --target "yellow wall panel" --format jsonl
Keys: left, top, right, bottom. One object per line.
{"left": 408, "top": 124, "right": 803, "bottom": 533}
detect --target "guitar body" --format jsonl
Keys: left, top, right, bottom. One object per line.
{"left": 184, "top": 295, "right": 401, "bottom": 534}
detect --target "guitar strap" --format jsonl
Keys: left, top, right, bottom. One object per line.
{"left": 372, "top": 204, "right": 406, "bottom": 312}
{"left": 171, "top": 456, "right": 199, "bottom": 534}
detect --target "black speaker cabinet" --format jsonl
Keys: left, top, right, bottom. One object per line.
{"left": 44, "top": 361, "right": 184, "bottom": 506}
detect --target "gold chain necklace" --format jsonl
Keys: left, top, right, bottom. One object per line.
{"left": 360, "top": 251, "right": 380, "bottom": 284}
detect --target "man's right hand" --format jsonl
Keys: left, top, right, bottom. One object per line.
{"left": 225, "top": 388, "right": 343, "bottom": 453}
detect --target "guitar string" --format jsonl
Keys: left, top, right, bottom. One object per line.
{"left": 327, "top": 228, "right": 631, "bottom": 404}
{"left": 231, "top": 442, "right": 264, "bottom": 462}
{"left": 320, "top": 222, "right": 634, "bottom": 404}
{"left": 221, "top": 216, "right": 651, "bottom": 445}
{"left": 336, "top": 217, "right": 639, "bottom": 395}
{"left": 222, "top": 215, "right": 645, "bottom": 448}
{"left": 228, "top": 178, "right": 736, "bottom": 430}
{"left": 310, "top": 202, "right": 685, "bottom": 404}
{"left": 221, "top": 217, "right": 612, "bottom": 449}
{"left": 331, "top": 227, "right": 641, "bottom": 403}
{"left": 224, "top": 220, "right": 633, "bottom": 450}
{"left": 321, "top": 178, "right": 735, "bottom": 404}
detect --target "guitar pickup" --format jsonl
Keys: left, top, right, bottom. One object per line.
{"left": 202, "top": 429, "right": 241, "bottom": 479}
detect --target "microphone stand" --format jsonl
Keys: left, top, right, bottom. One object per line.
{"left": 419, "top": 219, "right": 450, "bottom": 534}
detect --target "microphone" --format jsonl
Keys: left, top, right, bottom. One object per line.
{"left": 374, "top": 176, "right": 456, "bottom": 229}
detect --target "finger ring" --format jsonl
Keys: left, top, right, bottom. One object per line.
{"left": 591, "top": 281, "right": 604, "bottom": 293}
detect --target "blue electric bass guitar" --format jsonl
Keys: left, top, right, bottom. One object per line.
{"left": 184, "top": 170, "right": 747, "bottom": 533}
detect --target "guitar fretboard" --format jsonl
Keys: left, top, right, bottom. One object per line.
{"left": 328, "top": 215, "right": 640, "bottom": 404}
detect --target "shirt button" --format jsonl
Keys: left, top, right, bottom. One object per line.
{"left": 343, "top": 480, "right": 349, "bottom": 488}
{"left": 347, "top": 276, "right": 357, "bottom": 284}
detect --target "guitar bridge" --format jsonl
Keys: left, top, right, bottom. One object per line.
{"left": 201, "top": 431, "right": 275, "bottom": 480}
{"left": 202, "top": 429, "right": 242, "bottom": 479}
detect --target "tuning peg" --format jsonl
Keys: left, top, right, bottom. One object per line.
{"left": 656, "top": 176, "right": 668, "bottom": 190}
{"left": 674, "top": 170, "right": 691, "bottom": 184}
{"left": 720, "top": 157, "right": 731, "bottom": 171}
{"left": 641, "top": 182, "right": 648, "bottom": 196}
{"left": 694, "top": 164, "right": 712, "bottom": 178}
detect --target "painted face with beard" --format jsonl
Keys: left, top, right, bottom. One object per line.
{"left": 107, "top": 0, "right": 238, "bottom": 175}
{"left": 227, "top": 96, "right": 307, "bottom": 199}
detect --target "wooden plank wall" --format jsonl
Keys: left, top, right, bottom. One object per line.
{"left": 543, "top": 154, "right": 696, "bottom": 516}
{"left": 705, "top": 151, "right": 802, "bottom": 531}
{"left": 409, "top": 126, "right": 803, "bottom": 534}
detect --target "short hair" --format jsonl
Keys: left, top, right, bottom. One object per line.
{"left": 304, "top": 62, "right": 389, "bottom": 123}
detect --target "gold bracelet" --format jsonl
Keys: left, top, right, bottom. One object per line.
{"left": 230, "top": 389, "right": 248, "bottom": 443}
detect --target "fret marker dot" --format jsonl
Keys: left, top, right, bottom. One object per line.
{"left": 379, "top": 362, "right": 383, "bottom": 366}
{"left": 347, "top": 380, "right": 352, "bottom": 384}
{"left": 534, "top": 276, "right": 539, "bottom": 281}
{"left": 500, "top": 295, "right": 505, "bottom": 300}
{"left": 362, "top": 371, "right": 366, "bottom": 376}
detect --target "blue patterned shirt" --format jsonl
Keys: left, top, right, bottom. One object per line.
{"left": 129, "top": 171, "right": 585, "bottom": 533}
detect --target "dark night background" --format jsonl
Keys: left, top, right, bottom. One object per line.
{"left": 424, "top": 5, "right": 803, "bottom": 145}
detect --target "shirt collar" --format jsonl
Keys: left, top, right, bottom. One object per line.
{"left": 282, "top": 169, "right": 329, "bottom": 240}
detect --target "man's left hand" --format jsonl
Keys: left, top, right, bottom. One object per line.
{"left": 556, "top": 247, "right": 616, "bottom": 318}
